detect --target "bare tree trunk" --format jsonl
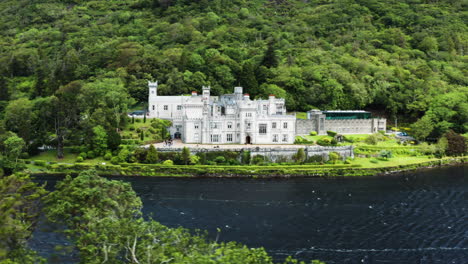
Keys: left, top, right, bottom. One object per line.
{"left": 57, "top": 134, "right": 64, "bottom": 159}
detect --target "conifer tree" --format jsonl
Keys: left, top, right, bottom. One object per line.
{"left": 181, "top": 147, "right": 190, "bottom": 165}
{"left": 146, "top": 145, "right": 158, "bottom": 164}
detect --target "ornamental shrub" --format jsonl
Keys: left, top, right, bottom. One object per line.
{"left": 317, "top": 138, "right": 331, "bottom": 146}
{"left": 293, "top": 148, "right": 306, "bottom": 163}
{"left": 103, "top": 152, "right": 112, "bottom": 161}
{"left": 35, "top": 160, "right": 46, "bottom": 167}
{"left": 162, "top": 160, "right": 174, "bottom": 166}
{"left": 294, "top": 137, "right": 303, "bottom": 144}
{"left": 251, "top": 155, "right": 268, "bottom": 165}
{"left": 327, "top": 131, "right": 337, "bottom": 137}
{"left": 87, "top": 150, "right": 95, "bottom": 159}
{"left": 110, "top": 156, "right": 119, "bottom": 165}
{"left": 378, "top": 150, "right": 393, "bottom": 160}
{"left": 310, "top": 131, "right": 317, "bottom": 136}
{"left": 364, "top": 134, "right": 379, "bottom": 145}
{"left": 214, "top": 156, "right": 226, "bottom": 164}
{"left": 305, "top": 155, "right": 323, "bottom": 164}
{"left": 328, "top": 152, "right": 340, "bottom": 164}
{"left": 76, "top": 156, "right": 84, "bottom": 163}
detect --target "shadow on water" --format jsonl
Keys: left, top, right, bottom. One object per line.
{"left": 31, "top": 165, "right": 467, "bottom": 264}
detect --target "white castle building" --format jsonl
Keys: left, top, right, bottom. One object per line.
{"left": 148, "top": 81, "right": 296, "bottom": 144}
{"left": 147, "top": 82, "right": 387, "bottom": 144}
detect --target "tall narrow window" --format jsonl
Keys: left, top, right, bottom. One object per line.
{"left": 227, "top": 134, "right": 233, "bottom": 142}
{"left": 283, "top": 122, "right": 288, "bottom": 129}
{"left": 152, "top": 105, "right": 155, "bottom": 110}
{"left": 210, "top": 134, "right": 220, "bottom": 142}
{"left": 177, "top": 105, "right": 182, "bottom": 110}
{"left": 273, "top": 134, "right": 279, "bottom": 142}
{"left": 282, "top": 134, "right": 288, "bottom": 142}
{"left": 272, "top": 122, "right": 277, "bottom": 129}
{"left": 259, "top": 124, "right": 267, "bottom": 135}
{"left": 228, "top": 122, "right": 232, "bottom": 129}
{"left": 164, "top": 105, "right": 168, "bottom": 110}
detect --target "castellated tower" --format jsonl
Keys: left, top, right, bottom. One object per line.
{"left": 148, "top": 81, "right": 158, "bottom": 116}
{"left": 201, "top": 86, "right": 210, "bottom": 143}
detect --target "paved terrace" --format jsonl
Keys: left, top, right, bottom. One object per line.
{"left": 150, "top": 140, "right": 311, "bottom": 150}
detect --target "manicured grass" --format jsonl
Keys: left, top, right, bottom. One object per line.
{"left": 302, "top": 135, "right": 332, "bottom": 141}
{"left": 29, "top": 148, "right": 108, "bottom": 165}
{"left": 122, "top": 118, "right": 168, "bottom": 144}
{"left": 32, "top": 149, "right": 78, "bottom": 163}
{"left": 349, "top": 156, "right": 436, "bottom": 168}
{"left": 293, "top": 112, "right": 307, "bottom": 119}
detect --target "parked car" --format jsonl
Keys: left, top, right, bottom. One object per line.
{"left": 128, "top": 110, "right": 145, "bottom": 116}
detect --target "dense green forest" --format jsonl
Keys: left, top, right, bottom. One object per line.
{"left": 0, "top": 0, "right": 467, "bottom": 136}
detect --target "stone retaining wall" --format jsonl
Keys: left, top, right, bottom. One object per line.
{"left": 156, "top": 145, "right": 354, "bottom": 162}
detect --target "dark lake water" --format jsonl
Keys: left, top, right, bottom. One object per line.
{"left": 31, "top": 165, "right": 467, "bottom": 264}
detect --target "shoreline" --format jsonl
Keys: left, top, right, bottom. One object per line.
{"left": 28, "top": 156, "right": 467, "bottom": 178}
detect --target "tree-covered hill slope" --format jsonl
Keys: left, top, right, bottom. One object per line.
{"left": 0, "top": 0, "right": 466, "bottom": 134}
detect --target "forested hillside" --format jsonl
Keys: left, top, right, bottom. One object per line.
{"left": 0, "top": 0, "right": 466, "bottom": 141}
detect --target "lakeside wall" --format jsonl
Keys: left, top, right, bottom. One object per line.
{"left": 33, "top": 157, "right": 467, "bottom": 178}
{"left": 155, "top": 145, "right": 354, "bottom": 162}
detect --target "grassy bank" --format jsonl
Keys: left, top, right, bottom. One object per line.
{"left": 25, "top": 156, "right": 466, "bottom": 178}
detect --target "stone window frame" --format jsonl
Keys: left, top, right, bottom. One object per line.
{"left": 177, "top": 105, "right": 182, "bottom": 110}
{"left": 283, "top": 122, "right": 288, "bottom": 129}
{"left": 282, "top": 134, "right": 288, "bottom": 142}
{"left": 226, "top": 134, "right": 233, "bottom": 142}
{"left": 272, "top": 122, "right": 277, "bottom": 129}
{"left": 227, "top": 122, "right": 233, "bottom": 129}
{"left": 164, "top": 105, "right": 168, "bottom": 111}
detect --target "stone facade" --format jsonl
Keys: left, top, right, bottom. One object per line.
{"left": 156, "top": 145, "right": 354, "bottom": 162}
{"left": 296, "top": 109, "right": 386, "bottom": 135}
{"left": 148, "top": 82, "right": 296, "bottom": 144}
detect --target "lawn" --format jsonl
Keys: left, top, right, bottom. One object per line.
{"left": 30, "top": 148, "right": 107, "bottom": 165}
{"left": 122, "top": 117, "right": 170, "bottom": 144}
{"left": 292, "top": 112, "right": 307, "bottom": 119}
{"left": 349, "top": 156, "right": 435, "bottom": 168}
{"left": 32, "top": 148, "right": 78, "bottom": 163}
